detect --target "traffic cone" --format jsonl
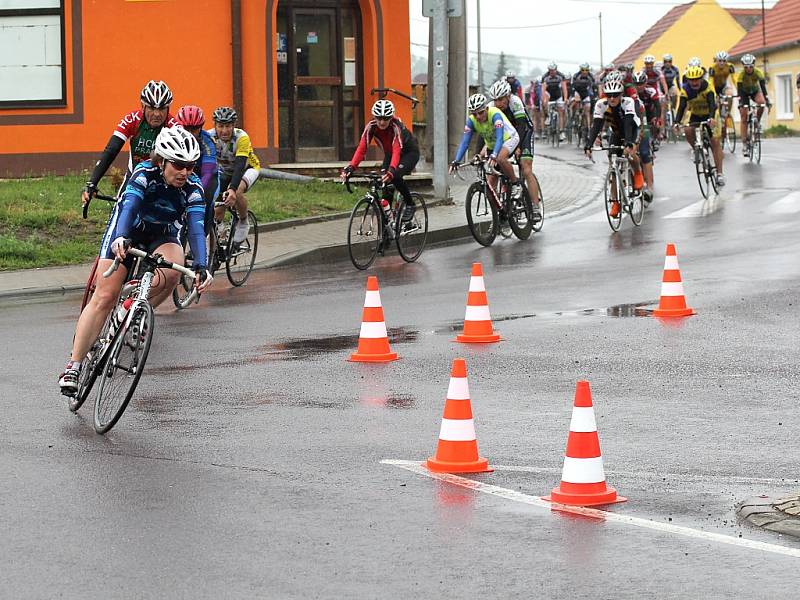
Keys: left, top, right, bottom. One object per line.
{"left": 544, "top": 381, "right": 626, "bottom": 506}
{"left": 426, "top": 358, "right": 492, "bottom": 473}
{"left": 349, "top": 276, "right": 398, "bottom": 363}
{"left": 652, "top": 243, "right": 696, "bottom": 318}
{"left": 455, "top": 263, "right": 501, "bottom": 343}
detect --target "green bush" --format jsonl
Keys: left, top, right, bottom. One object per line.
{"left": 764, "top": 124, "right": 798, "bottom": 138}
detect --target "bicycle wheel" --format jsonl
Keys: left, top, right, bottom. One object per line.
{"left": 604, "top": 167, "right": 622, "bottom": 232}
{"left": 724, "top": 116, "right": 736, "bottom": 153}
{"left": 69, "top": 333, "right": 107, "bottom": 413}
{"left": 507, "top": 186, "right": 533, "bottom": 240}
{"left": 754, "top": 130, "right": 762, "bottom": 164}
{"left": 465, "top": 182, "right": 497, "bottom": 247}
{"left": 172, "top": 235, "right": 198, "bottom": 309}
{"left": 629, "top": 190, "right": 644, "bottom": 226}
{"left": 531, "top": 173, "right": 544, "bottom": 233}
{"left": 93, "top": 302, "right": 154, "bottom": 434}
{"left": 226, "top": 210, "right": 258, "bottom": 286}
{"left": 347, "top": 197, "right": 382, "bottom": 269}
{"left": 694, "top": 148, "right": 709, "bottom": 199}
{"left": 79, "top": 257, "right": 100, "bottom": 314}
{"left": 396, "top": 193, "right": 428, "bottom": 263}
{"left": 707, "top": 155, "right": 718, "bottom": 195}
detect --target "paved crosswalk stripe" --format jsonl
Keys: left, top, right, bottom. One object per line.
{"left": 663, "top": 196, "right": 723, "bottom": 219}
{"left": 382, "top": 459, "right": 800, "bottom": 559}
{"left": 767, "top": 191, "right": 800, "bottom": 214}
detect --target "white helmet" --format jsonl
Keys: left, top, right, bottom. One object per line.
{"left": 604, "top": 62, "right": 614, "bottom": 70}
{"left": 715, "top": 50, "right": 729, "bottom": 61}
{"left": 155, "top": 126, "right": 200, "bottom": 163}
{"left": 467, "top": 93, "right": 488, "bottom": 112}
{"left": 605, "top": 70, "right": 624, "bottom": 83}
{"left": 643, "top": 54, "right": 656, "bottom": 64}
{"left": 489, "top": 80, "right": 512, "bottom": 100}
{"left": 371, "top": 99, "right": 395, "bottom": 118}
{"left": 547, "top": 62, "right": 558, "bottom": 70}
{"left": 741, "top": 53, "right": 756, "bottom": 66}
{"left": 663, "top": 53, "right": 673, "bottom": 61}
{"left": 140, "top": 80, "right": 173, "bottom": 109}
{"left": 505, "top": 70, "right": 516, "bottom": 78}
{"left": 603, "top": 80, "right": 625, "bottom": 95}
{"left": 688, "top": 56, "right": 701, "bottom": 67}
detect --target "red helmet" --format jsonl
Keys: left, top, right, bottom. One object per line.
{"left": 176, "top": 105, "right": 205, "bottom": 128}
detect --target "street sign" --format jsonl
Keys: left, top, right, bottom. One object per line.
{"left": 422, "top": 0, "right": 463, "bottom": 18}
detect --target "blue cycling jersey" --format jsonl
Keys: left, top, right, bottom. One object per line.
{"left": 116, "top": 160, "right": 208, "bottom": 268}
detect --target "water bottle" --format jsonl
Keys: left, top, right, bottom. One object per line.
{"left": 380, "top": 198, "right": 394, "bottom": 221}
{"left": 114, "top": 297, "right": 134, "bottom": 327}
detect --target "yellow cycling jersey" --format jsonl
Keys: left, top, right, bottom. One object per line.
{"left": 736, "top": 68, "right": 765, "bottom": 94}
{"left": 680, "top": 79, "right": 716, "bottom": 117}
{"left": 207, "top": 127, "right": 261, "bottom": 175}
{"left": 709, "top": 63, "right": 735, "bottom": 89}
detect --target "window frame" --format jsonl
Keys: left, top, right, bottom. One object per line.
{"left": 0, "top": 2, "right": 67, "bottom": 109}
{"left": 773, "top": 73, "right": 793, "bottom": 120}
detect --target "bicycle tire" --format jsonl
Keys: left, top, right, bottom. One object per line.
{"left": 531, "top": 173, "right": 544, "bottom": 233}
{"left": 605, "top": 167, "right": 622, "bottom": 232}
{"left": 69, "top": 335, "right": 106, "bottom": 413}
{"left": 347, "top": 197, "right": 382, "bottom": 269}
{"left": 707, "top": 155, "right": 718, "bottom": 195}
{"left": 629, "top": 192, "right": 644, "bottom": 226}
{"left": 465, "top": 182, "right": 497, "bottom": 247}
{"left": 694, "top": 147, "right": 709, "bottom": 199}
{"left": 724, "top": 116, "right": 736, "bottom": 154}
{"left": 507, "top": 186, "right": 533, "bottom": 240}
{"left": 93, "top": 302, "right": 154, "bottom": 434}
{"left": 754, "top": 130, "right": 762, "bottom": 164}
{"left": 79, "top": 257, "right": 100, "bottom": 314}
{"left": 226, "top": 210, "right": 258, "bottom": 286}
{"left": 396, "top": 193, "right": 428, "bottom": 263}
{"left": 171, "top": 235, "right": 198, "bottom": 309}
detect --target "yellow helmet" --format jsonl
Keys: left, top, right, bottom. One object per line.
{"left": 685, "top": 66, "right": 704, "bottom": 80}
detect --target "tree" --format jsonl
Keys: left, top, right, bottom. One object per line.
{"left": 494, "top": 51, "right": 508, "bottom": 82}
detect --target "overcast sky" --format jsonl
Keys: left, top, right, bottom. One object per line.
{"left": 409, "top": 0, "right": 777, "bottom": 78}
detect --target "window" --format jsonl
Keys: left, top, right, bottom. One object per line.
{"left": 775, "top": 74, "right": 794, "bottom": 120}
{"left": 0, "top": 0, "right": 65, "bottom": 107}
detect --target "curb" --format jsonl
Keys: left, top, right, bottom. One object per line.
{"left": 736, "top": 493, "right": 800, "bottom": 538}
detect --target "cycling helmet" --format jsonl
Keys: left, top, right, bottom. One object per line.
{"left": 176, "top": 105, "right": 205, "bottom": 128}
{"left": 741, "top": 53, "right": 756, "bottom": 66}
{"left": 467, "top": 93, "right": 488, "bottom": 112}
{"left": 505, "top": 70, "right": 516, "bottom": 78}
{"left": 489, "top": 80, "right": 512, "bottom": 100}
{"left": 155, "top": 126, "right": 200, "bottom": 163}
{"left": 633, "top": 70, "right": 647, "bottom": 84}
{"left": 625, "top": 63, "right": 634, "bottom": 71}
{"left": 688, "top": 56, "right": 701, "bottom": 67}
{"left": 212, "top": 106, "right": 237, "bottom": 124}
{"left": 605, "top": 70, "right": 624, "bottom": 83}
{"left": 371, "top": 99, "right": 395, "bottom": 118}
{"left": 580, "top": 62, "right": 591, "bottom": 71}
{"left": 547, "top": 62, "right": 558, "bottom": 70}
{"left": 663, "top": 54, "right": 673, "bottom": 61}
{"left": 140, "top": 80, "right": 173, "bottom": 109}
{"left": 715, "top": 50, "right": 729, "bottom": 61}
{"left": 604, "top": 62, "right": 614, "bottom": 70}
{"left": 643, "top": 54, "right": 655, "bottom": 64}
{"left": 685, "top": 66, "right": 705, "bottom": 80}
{"left": 603, "top": 80, "right": 624, "bottom": 95}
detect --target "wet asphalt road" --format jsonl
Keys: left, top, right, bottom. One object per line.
{"left": 2, "top": 139, "right": 800, "bottom": 598}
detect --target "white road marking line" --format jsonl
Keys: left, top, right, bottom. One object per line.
{"left": 767, "top": 191, "right": 800, "bottom": 215}
{"left": 663, "top": 196, "right": 723, "bottom": 219}
{"left": 382, "top": 459, "right": 800, "bottom": 559}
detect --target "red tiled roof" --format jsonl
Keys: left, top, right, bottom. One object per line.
{"left": 729, "top": 0, "right": 800, "bottom": 56}
{"left": 613, "top": 2, "right": 695, "bottom": 66}
{"left": 725, "top": 8, "right": 764, "bottom": 32}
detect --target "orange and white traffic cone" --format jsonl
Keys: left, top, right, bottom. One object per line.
{"left": 544, "top": 381, "right": 626, "bottom": 506}
{"left": 455, "top": 263, "right": 501, "bottom": 343}
{"left": 349, "top": 276, "right": 398, "bottom": 363}
{"left": 652, "top": 243, "right": 696, "bottom": 318}
{"left": 426, "top": 358, "right": 492, "bottom": 473}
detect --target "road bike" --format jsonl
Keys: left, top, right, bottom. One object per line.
{"left": 546, "top": 101, "right": 560, "bottom": 147}
{"left": 664, "top": 100, "right": 678, "bottom": 144}
{"left": 719, "top": 94, "right": 736, "bottom": 154}
{"left": 594, "top": 144, "right": 644, "bottom": 232}
{"left": 79, "top": 192, "right": 118, "bottom": 313}
{"left": 344, "top": 172, "right": 428, "bottom": 270}
{"left": 680, "top": 121, "right": 718, "bottom": 199}
{"left": 70, "top": 245, "right": 195, "bottom": 434}
{"left": 454, "top": 154, "right": 542, "bottom": 247}
{"left": 172, "top": 201, "right": 259, "bottom": 308}
{"left": 743, "top": 102, "right": 766, "bottom": 164}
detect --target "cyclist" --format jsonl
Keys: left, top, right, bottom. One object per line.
{"left": 82, "top": 80, "right": 177, "bottom": 204}
{"left": 661, "top": 54, "right": 681, "bottom": 111}
{"left": 488, "top": 80, "right": 542, "bottom": 221}
{"left": 632, "top": 72, "right": 657, "bottom": 202}
{"left": 449, "top": 93, "right": 521, "bottom": 199}
{"left": 682, "top": 57, "right": 706, "bottom": 86}
{"left": 633, "top": 70, "right": 662, "bottom": 146}
{"left": 207, "top": 107, "right": 260, "bottom": 244}
{"left": 541, "top": 62, "right": 569, "bottom": 142}
{"left": 505, "top": 70, "right": 524, "bottom": 100}
{"left": 584, "top": 79, "right": 644, "bottom": 218}
{"left": 642, "top": 55, "right": 669, "bottom": 134}
{"left": 736, "top": 54, "right": 770, "bottom": 157}
{"left": 340, "top": 99, "right": 420, "bottom": 222}
{"left": 598, "top": 63, "right": 616, "bottom": 85}
{"left": 674, "top": 65, "right": 725, "bottom": 187}
{"left": 175, "top": 105, "right": 218, "bottom": 231}
{"left": 59, "top": 127, "right": 212, "bottom": 397}
{"left": 570, "top": 63, "right": 596, "bottom": 134}
{"left": 709, "top": 51, "right": 736, "bottom": 140}
{"left": 526, "top": 79, "right": 544, "bottom": 139}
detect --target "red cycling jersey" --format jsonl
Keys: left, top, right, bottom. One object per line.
{"left": 349, "top": 118, "right": 405, "bottom": 170}
{"left": 112, "top": 109, "right": 178, "bottom": 172}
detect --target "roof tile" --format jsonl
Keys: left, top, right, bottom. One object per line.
{"left": 613, "top": 2, "right": 695, "bottom": 65}
{"left": 729, "top": 0, "right": 800, "bottom": 56}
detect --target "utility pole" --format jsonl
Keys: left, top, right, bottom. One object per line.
{"left": 599, "top": 12, "right": 604, "bottom": 68}
{"left": 448, "top": 8, "right": 467, "bottom": 169}
{"left": 476, "top": 0, "right": 482, "bottom": 90}
{"left": 761, "top": 0, "right": 768, "bottom": 76}
{"left": 431, "top": 0, "right": 450, "bottom": 200}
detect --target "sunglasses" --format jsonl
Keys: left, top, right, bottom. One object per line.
{"left": 169, "top": 160, "right": 196, "bottom": 172}
{"left": 375, "top": 116, "right": 391, "bottom": 122}
{"left": 606, "top": 92, "right": 622, "bottom": 99}
{"left": 472, "top": 108, "right": 488, "bottom": 116}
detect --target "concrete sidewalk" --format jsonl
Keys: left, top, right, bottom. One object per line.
{"left": 0, "top": 154, "right": 600, "bottom": 299}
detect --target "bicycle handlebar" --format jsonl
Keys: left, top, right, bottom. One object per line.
{"left": 82, "top": 192, "right": 116, "bottom": 219}
{"left": 342, "top": 171, "right": 385, "bottom": 194}
{"left": 103, "top": 246, "right": 195, "bottom": 279}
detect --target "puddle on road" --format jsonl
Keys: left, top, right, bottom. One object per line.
{"left": 361, "top": 393, "right": 416, "bottom": 409}
{"left": 261, "top": 327, "right": 418, "bottom": 361}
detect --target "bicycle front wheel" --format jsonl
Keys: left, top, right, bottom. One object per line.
{"left": 172, "top": 235, "right": 198, "bottom": 309}
{"left": 629, "top": 192, "right": 644, "bottom": 226}
{"left": 724, "top": 116, "right": 736, "bottom": 153}
{"left": 754, "top": 130, "right": 762, "bottom": 164}
{"left": 93, "top": 302, "right": 154, "bottom": 434}
{"left": 531, "top": 173, "right": 544, "bottom": 233}
{"left": 695, "top": 148, "right": 709, "bottom": 199}
{"left": 226, "top": 211, "right": 258, "bottom": 286}
{"left": 604, "top": 167, "right": 622, "bottom": 232}
{"left": 347, "top": 197, "right": 382, "bottom": 270}
{"left": 465, "top": 182, "right": 497, "bottom": 246}
{"left": 508, "top": 187, "right": 533, "bottom": 240}
{"left": 396, "top": 193, "right": 428, "bottom": 263}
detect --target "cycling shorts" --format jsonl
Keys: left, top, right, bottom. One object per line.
{"left": 500, "top": 130, "right": 520, "bottom": 156}
{"left": 518, "top": 129, "right": 534, "bottom": 161}
{"left": 638, "top": 132, "right": 652, "bottom": 165}
{"left": 100, "top": 208, "right": 180, "bottom": 269}
{"left": 688, "top": 114, "right": 721, "bottom": 138}
{"left": 573, "top": 89, "right": 592, "bottom": 103}
{"left": 547, "top": 97, "right": 565, "bottom": 107}
{"left": 219, "top": 167, "right": 259, "bottom": 194}
{"left": 739, "top": 90, "right": 763, "bottom": 107}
